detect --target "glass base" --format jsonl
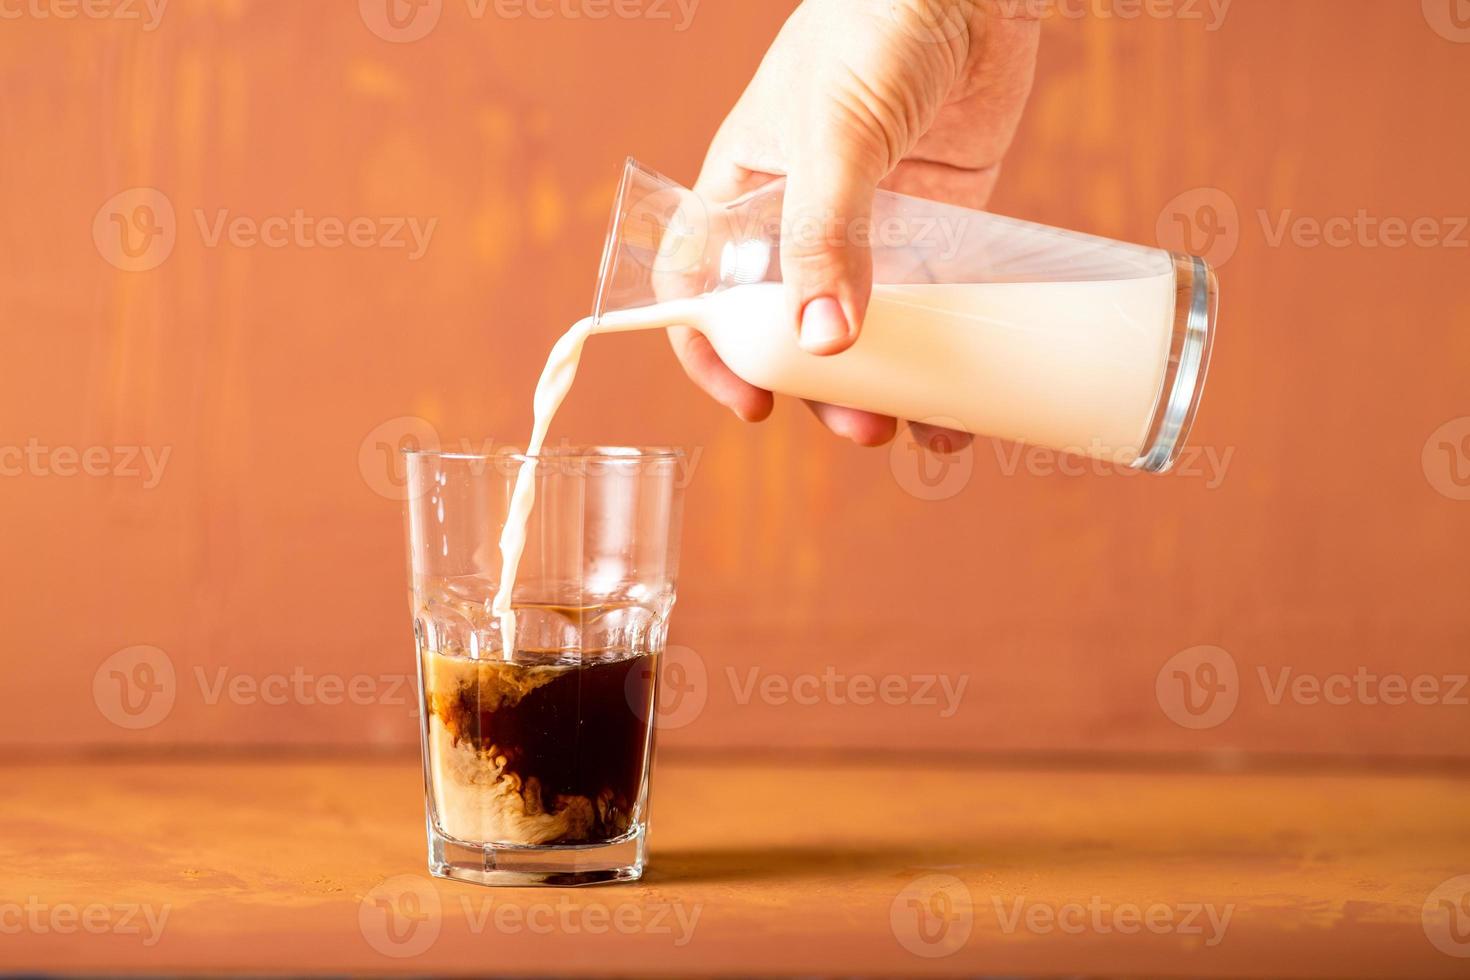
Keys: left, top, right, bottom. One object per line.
{"left": 427, "top": 823, "right": 647, "bottom": 887}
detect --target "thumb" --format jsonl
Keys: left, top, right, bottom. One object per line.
{"left": 781, "top": 144, "right": 883, "bottom": 356}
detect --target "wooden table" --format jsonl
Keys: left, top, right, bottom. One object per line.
{"left": 3, "top": 754, "right": 1468, "bottom": 976}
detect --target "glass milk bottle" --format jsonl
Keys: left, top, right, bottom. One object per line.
{"left": 593, "top": 158, "right": 1217, "bottom": 471}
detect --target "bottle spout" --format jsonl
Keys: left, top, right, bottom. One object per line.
{"left": 593, "top": 296, "right": 707, "bottom": 334}
{"left": 592, "top": 158, "right": 784, "bottom": 327}
{"left": 592, "top": 159, "right": 713, "bottom": 325}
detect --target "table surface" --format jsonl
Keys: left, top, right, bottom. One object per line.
{"left": 3, "top": 753, "right": 1468, "bottom": 977}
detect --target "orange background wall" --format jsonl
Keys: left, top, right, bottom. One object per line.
{"left": 2, "top": 0, "right": 1467, "bottom": 758}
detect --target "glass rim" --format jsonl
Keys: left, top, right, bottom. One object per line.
{"left": 402, "top": 444, "right": 686, "bottom": 463}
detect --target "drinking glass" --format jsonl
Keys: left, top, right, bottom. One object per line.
{"left": 402, "top": 447, "right": 685, "bottom": 886}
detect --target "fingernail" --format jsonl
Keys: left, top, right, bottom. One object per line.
{"left": 798, "top": 297, "right": 849, "bottom": 353}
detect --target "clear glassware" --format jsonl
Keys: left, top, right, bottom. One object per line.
{"left": 594, "top": 158, "right": 1217, "bottom": 471}
{"left": 402, "top": 447, "right": 685, "bottom": 886}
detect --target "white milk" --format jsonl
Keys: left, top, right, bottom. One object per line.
{"left": 493, "top": 272, "right": 1179, "bottom": 653}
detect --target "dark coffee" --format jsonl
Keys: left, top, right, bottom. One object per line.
{"left": 422, "top": 648, "right": 656, "bottom": 846}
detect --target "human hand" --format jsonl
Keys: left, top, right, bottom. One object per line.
{"left": 668, "top": 0, "right": 1040, "bottom": 450}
